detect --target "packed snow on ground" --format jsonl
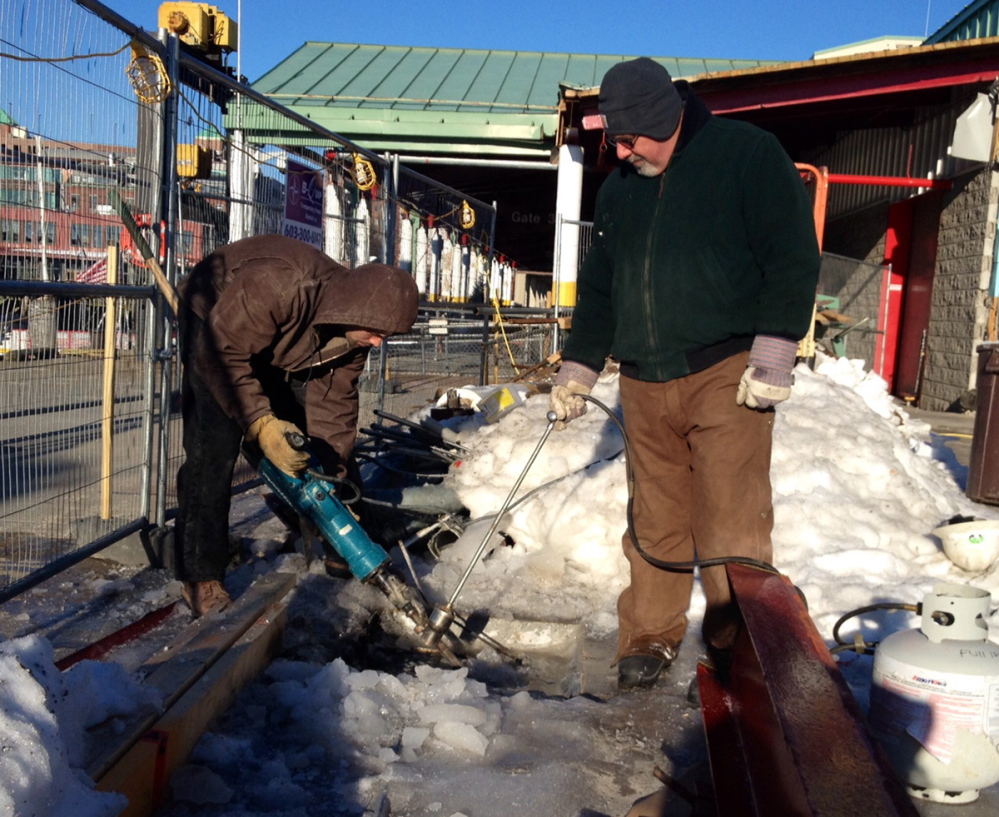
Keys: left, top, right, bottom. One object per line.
{"left": 2, "top": 352, "right": 999, "bottom": 817}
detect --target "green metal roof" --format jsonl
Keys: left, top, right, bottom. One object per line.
{"left": 925, "top": 0, "right": 999, "bottom": 44}
{"left": 249, "top": 44, "right": 777, "bottom": 157}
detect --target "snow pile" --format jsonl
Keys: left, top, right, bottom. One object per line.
{"left": 0, "top": 636, "right": 159, "bottom": 817}
{"left": 430, "top": 354, "right": 995, "bottom": 642}
{"left": 773, "top": 357, "right": 992, "bottom": 640}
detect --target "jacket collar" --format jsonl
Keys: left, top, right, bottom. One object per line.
{"left": 672, "top": 82, "right": 712, "bottom": 156}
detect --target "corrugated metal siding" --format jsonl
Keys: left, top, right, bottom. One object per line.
{"left": 253, "top": 44, "right": 776, "bottom": 114}
{"left": 925, "top": 0, "right": 999, "bottom": 43}
{"left": 800, "top": 92, "right": 977, "bottom": 219}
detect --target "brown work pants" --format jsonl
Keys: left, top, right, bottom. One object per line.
{"left": 615, "top": 352, "right": 775, "bottom": 661}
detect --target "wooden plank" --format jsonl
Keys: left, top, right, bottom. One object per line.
{"left": 108, "top": 190, "right": 179, "bottom": 316}
{"left": 94, "top": 585, "right": 292, "bottom": 816}
{"left": 100, "top": 244, "right": 118, "bottom": 520}
{"left": 85, "top": 571, "right": 297, "bottom": 781}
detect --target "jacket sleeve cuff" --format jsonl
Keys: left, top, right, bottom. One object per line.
{"left": 554, "top": 360, "right": 600, "bottom": 390}
{"left": 748, "top": 335, "right": 799, "bottom": 374}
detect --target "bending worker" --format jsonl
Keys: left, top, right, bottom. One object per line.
{"left": 176, "top": 234, "right": 419, "bottom": 617}
{"left": 550, "top": 58, "right": 820, "bottom": 689}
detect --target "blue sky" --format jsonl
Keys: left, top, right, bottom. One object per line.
{"left": 101, "top": 0, "right": 975, "bottom": 82}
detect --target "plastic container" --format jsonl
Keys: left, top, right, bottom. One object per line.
{"left": 479, "top": 385, "right": 532, "bottom": 424}
{"left": 931, "top": 519, "right": 999, "bottom": 572}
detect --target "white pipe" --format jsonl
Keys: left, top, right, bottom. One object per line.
{"left": 228, "top": 130, "right": 254, "bottom": 242}
{"left": 429, "top": 228, "right": 443, "bottom": 300}
{"left": 355, "top": 197, "right": 370, "bottom": 265}
{"left": 324, "top": 183, "right": 343, "bottom": 262}
{"left": 416, "top": 221, "right": 429, "bottom": 296}
{"left": 553, "top": 143, "right": 584, "bottom": 311}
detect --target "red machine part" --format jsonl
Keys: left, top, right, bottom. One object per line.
{"left": 698, "top": 564, "right": 918, "bottom": 816}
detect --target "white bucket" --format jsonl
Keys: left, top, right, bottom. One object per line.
{"left": 931, "top": 519, "right": 999, "bottom": 572}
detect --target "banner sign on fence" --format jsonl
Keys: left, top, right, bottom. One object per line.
{"left": 282, "top": 159, "right": 324, "bottom": 249}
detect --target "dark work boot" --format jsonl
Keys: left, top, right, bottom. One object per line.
{"left": 182, "top": 580, "right": 231, "bottom": 619}
{"left": 617, "top": 643, "right": 678, "bottom": 690}
{"left": 705, "top": 644, "right": 734, "bottom": 684}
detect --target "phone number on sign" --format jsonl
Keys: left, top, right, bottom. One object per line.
{"left": 282, "top": 223, "right": 322, "bottom": 246}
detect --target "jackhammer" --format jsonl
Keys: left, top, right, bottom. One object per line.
{"left": 255, "top": 431, "right": 462, "bottom": 665}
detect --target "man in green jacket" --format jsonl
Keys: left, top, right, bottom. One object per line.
{"left": 550, "top": 58, "right": 820, "bottom": 689}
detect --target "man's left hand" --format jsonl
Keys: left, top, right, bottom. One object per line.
{"left": 736, "top": 335, "right": 798, "bottom": 410}
{"left": 737, "top": 367, "right": 792, "bottom": 409}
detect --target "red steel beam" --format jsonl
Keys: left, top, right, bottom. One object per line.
{"left": 827, "top": 173, "right": 953, "bottom": 189}
{"left": 704, "top": 64, "right": 999, "bottom": 115}
{"left": 56, "top": 602, "right": 179, "bottom": 671}
{"left": 698, "top": 564, "right": 918, "bottom": 816}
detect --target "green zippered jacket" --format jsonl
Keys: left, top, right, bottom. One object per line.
{"left": 563, "top": 86, "right": 820, "bottom": 381}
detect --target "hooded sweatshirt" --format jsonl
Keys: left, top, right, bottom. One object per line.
{"left": 178, "top": 234, "right": 418, "bottom": 464}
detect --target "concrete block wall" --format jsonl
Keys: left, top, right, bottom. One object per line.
{"left": 921, "top": 168, "right": 995, "bottom": 412}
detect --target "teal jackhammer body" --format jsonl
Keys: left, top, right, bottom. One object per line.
{"left": 253, "top": 433, "right": 449, "bottom": 659}
{"left": 257, "top": 454, "right": 389, "bottom": 581}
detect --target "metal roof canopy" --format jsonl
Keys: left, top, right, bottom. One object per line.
{"left": 250, "top": 44, "right": 778, "bottom": 158}
{"left": 925, "top": 0, "right": 999, "bottom": 44}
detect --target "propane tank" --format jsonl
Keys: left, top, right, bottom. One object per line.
{"left": 869, "top": 583, "right": 999, "bottom": 804}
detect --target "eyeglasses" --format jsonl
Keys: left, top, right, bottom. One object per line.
{"left": 606, "top": 134, "right": 640, "bottom": 151}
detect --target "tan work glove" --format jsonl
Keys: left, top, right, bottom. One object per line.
{"left": 245, "top": 414, "right": 310, "bottom": 476}
{"left": 736, "top": 335, "right": 798, "bottom": 410}
{"left": 549, "top": 360, "right": 599, "bottom": 431}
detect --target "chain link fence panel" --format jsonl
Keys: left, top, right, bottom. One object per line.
{"left": 0, "top": 0, "right": 556, "bottom": 597}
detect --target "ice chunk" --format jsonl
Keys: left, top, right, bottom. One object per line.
{"left": 402, "top": 725, "right": 430, "bottom": 750}
{"left": 417, "top": 703, "right": 487, "bottom": 726}
{"left": 433, "top": 721, "right": 489, "bottom": 756}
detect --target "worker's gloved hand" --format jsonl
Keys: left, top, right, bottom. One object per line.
{"left": 736, "top": 335, "right": 800, "bottom": 410}
{"left": 549, "top": 360, "right": 599, "bottom": 431}
{"left": 246, "top": 414, "right": 310, "bottom": 476}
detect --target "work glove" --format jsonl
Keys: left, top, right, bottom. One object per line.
{"left": 549, "top": 360, "right": 599, "bottom": 431}
{"left": 245, "top": 414, "right": 310, "bottom": 476}
{"left": 736, "top": 335, "right": 799, "bottom": 410}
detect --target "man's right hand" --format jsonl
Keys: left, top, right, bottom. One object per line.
{"left": 246, "top": 414, "right": 310, "bottom": 476}
{"left": 549, "top": 361, "right": 599, "bottom": 431}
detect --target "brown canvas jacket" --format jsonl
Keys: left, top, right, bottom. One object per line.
{"left": 178, "top": 234, "right": 418, "bottom": 469}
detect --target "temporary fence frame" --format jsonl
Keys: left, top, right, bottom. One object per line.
{"left": 0, "top": 0, "right": 555, "bottom": 599}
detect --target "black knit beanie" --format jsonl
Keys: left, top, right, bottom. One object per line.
{"left": 598, "top": 57, "right": 683, "bottom": 140}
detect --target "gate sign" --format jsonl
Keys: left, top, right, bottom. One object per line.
{"left": 282, "top": 159, "right": 324, "bottom": 249}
